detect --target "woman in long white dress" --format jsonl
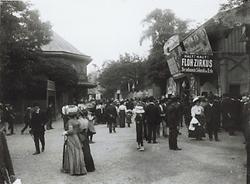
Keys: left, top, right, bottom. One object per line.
{"left": 188, "top": 97, "right": 206, "bottom": 140}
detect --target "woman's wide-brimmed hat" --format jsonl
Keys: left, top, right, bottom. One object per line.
{"left": 193, "top": 97, "right": 200, "bottom": 103}
{"left": 134, "top": 105, "right": 145, "bottom": 114}
{"left": 66, "top": 105, "right": 79, "bottom": 116}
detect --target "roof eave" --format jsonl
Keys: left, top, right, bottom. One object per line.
{"left": 42, "top": 51, "right": 92, "bottom": 64}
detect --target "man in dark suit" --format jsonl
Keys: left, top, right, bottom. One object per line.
{"left": 145, "top": 97, "right": 161, "bottom": 144}
{"left": 221, "top": 94, "right": 235, "bottom": 135}
{"left": 30, "top": 103, "right": 46, "bottom": 155}
{"left": 167, "top": 97, "right": 181, "bottom": 150}
{"left": 204, "top": 96, "right": 220, "bottom": 141}
{"left": 105, "top": 100, "right": 117, "bottom": 133}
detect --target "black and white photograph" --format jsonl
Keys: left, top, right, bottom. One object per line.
{"left": 0, "top": 0, "right": 249, "bottom": 183}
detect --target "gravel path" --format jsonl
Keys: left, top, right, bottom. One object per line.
{"left": 6, "top": 120, "right": 246, "bottom": 184}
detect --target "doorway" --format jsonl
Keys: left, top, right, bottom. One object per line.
{"left": 229, "top": 84, "right": 240, "bottom": 98}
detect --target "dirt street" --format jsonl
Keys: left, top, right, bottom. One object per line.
{"left": 6, "top": 120, "right": 246, "bottom": 184}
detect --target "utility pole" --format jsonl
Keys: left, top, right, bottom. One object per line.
{"left": 0, "top": 0, "right": 1, "bottom": 22}
{"left": 0, "top": 0, "right": 3, "bottom": 101}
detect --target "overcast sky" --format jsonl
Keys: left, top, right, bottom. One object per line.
{"left": 27, "top": 0, "right": 226, "bottom": 72}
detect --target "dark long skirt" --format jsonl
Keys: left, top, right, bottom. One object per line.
{"left": 78, "top": 132, "right": 95, "bottom": 172}
{"left": 119, "top": 110, "right": 126, "bottom": 128}
{"left": 136, "top": 121, "right": 144, "bottom": 146}
{"left": 188, "top": 125, "right": 205, "bottom": 139}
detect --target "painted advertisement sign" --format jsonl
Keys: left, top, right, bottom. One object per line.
{"left": 163, "top": 35, "right": 180, "bottom": 55}
{"left": 166, "top": 45, "right": 184, "bottom": 76}
{"left": 183, "top": 27, "right": 212, "bottom": 54}
{"left": 181, "top": 54, "right": 214, "bottom": 74}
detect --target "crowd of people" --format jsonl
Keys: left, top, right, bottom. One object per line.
{"left": 78, "top": 92, "right": 250, "bottom": 152}
{"left": 1, "top": 92, "right": 250, "bottom": 181}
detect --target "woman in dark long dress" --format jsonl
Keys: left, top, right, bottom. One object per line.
{"left": 62, "top": 112, "right": 87, "bottom": 175}
{"left": 118, "top": 102, "right": 127, "bottom": 128}
{"left": 133, "top": 103, "right": 145, "bottom": 151}
{"left": 78, "top": 111, "right": 95, "bottom": 172}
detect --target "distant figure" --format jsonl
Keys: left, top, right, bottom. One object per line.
{"left": 87, "top": 111, "right": 96, "bottom": 143}
{"left": 159, "top": 99, "right": 167, "bottom": 137}
{"left": 221, "top": 94, "right": 235, "bottom": 136}
{"left": 118, "top": 101, "right": 127, "bottom": 128}
{"left": 62, "top": 104, "right": 69, "bottom": 130}
{"left": 30, "top": 103, "right": 46, "bottom": 155}
{"left": 133, "top": 103, "right": 145, "bottom": 151}
{"left": 3, "top": 105, "right": 15, "bottom": 136}
{"left": 105, "top": 101, "right": 117, "bottom": 133}
{"left": 126, "top": 109, "right": 133, "bottom": 128}
{"left": 46, "top": 103, "right": 54, "bottom": 130}
{"left": 95, "top": 102, "right": 104, "bottom": 124}
{"left": 21, "top": 107, "right": 32, "bottom": 134}
{"left": 126, "top": 99, "right": 134, "bottom": 110}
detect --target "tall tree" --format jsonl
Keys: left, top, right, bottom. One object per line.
{"left": 141, "top": 9, "right": 189, "bottom": 94}
{"left": 0, "top": 1, "right": 52, "bottom": 100}
{"left": 98, "top": 53, "right": 146, "bottom": 98}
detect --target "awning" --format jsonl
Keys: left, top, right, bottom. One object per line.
{"left": 172, "top": 73, "right": 186, "bottom": 80}
{"left": 78, "top": 81, "right": 97, "bottom": 88}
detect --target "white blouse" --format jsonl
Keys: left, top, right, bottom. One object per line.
{"left": 191, "top": 105, "right": 204, "bottom": 117}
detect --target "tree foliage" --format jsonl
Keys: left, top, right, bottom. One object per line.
{"left": 33, "top": 57, "right": 79, "bottom": 91}
{"left": 0, "top": 1, "right": 52, "bottom": 100}
{"left": 141, "top": 9, "right": 189, "bottom": 94}
{"left": 98, "top": 53, "right": 146, "bottom": 98}
{"left": 219, "top": 0, "right": 245, "bottom": 11}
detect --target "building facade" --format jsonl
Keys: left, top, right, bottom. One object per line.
{"left": 165, "top": 2, "right": 250, "bottom": 98}
{"left": 40, "top": 32, "right": 95, "bottom": 115}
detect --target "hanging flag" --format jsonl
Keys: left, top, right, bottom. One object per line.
{"left": 132, "top": 83, "right": 135, "bottom": 91}
{"left": 128, "top": 82, "right": 130, "bottom": 92}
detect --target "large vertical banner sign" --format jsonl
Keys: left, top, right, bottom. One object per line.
{"left": 166, "top": 45, "right": 184, "bottom": 76}
{"left": 183, "top": 27, "right": 212, "bottom": 54}
{"left": 167, "top": 56, "right": 179, "bottom": 75}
